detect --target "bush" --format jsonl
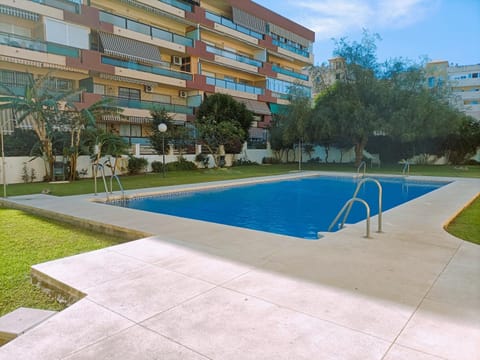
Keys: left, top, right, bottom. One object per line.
{"left": 262, "top": 157, "right": 281, "bottom": 164}
{"left": 232, "top": 158, "right": 258, "bottom": 166}
{"left": 166, "top": 156, "right": 197, "bottom": 171}
{"left": 151, "top": 160, "right": 163, "bottom": 173}
{"left": 127, "top": 156, "right": 148, "bottom": 175}
{"left": 195, "top": 153, "right": 210, "bottom": 167}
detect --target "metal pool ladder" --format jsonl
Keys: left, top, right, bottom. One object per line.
{"left": 94, "top": 162, "right": 126, "bottom": 204}
{"left": 327, "top": 178, "right": 383, "bottom": 238}
{"left": 402, "top": 161, "right": 410, "bottom": 176}
{"left": 357, "top": 161, "right": 366, "bottom": 178}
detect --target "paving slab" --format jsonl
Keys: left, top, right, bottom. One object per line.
{"left": 63, "top": 325, "right": 209, "bottom": 360}
{"left": 142, "top": 287, "right": 391, "bottom": 360}
{"left": 0, "top": 300, "right": 134, "bottom": 359}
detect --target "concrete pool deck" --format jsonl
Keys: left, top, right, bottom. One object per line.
{"left": 0, "top": 172, "right": 479, "bottom": 359}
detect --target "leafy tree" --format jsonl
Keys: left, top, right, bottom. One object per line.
{"left": 311, "top": 30, "right": 467, "bottom": 165}
{"left": 0, "top": 73, "right": 81, "bottom": 180}
{"left": 149, "top": 108, "right": 192, "bottom": 155}
{"left": 195, "top": 94, "right": 253, "bottom": 167}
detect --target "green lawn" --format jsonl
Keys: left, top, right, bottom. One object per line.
{"left": 0, "top": 209, "right": 123, "bottom": 317}
{"left": 2, "top": 163, "right": 479, "bottom": 197}
{"left": 446, "top": 195, "right": 480, "bottom": 245}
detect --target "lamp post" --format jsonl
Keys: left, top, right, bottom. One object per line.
{"left": 1, "top": 118, "right": 6, "bottom": 198}
{"left": 158, "top": 123, "right": 167, "bottom": 177}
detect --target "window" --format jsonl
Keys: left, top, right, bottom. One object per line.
{"left": 473, "top": 73, "right": 478, "bottom": 78}
{"left": 118, "top": 87, "right": 140, "bottom": 100}
{"left": 119, "top": 124, "right": 130, "bottom": 136}
{"left": 131, "top": 124, "right": 141, "bottom": 137}
{"left": 44, "top": 18, "right": 89, "bottom": 49}
{"left": 45, "top": 78, "right": 74, "bottom": 91}
{"left": 94, "top": 84, "right": 105, "bottom": 95}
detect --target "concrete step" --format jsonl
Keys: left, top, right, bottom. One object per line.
{"left": 0, "top": 307, "right": 57, "bottom": 346}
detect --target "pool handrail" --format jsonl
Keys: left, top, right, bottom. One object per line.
{"left": 357, "top": 161, "right": 366, "bottom": 177}
{"left": 342, "top": 178, "right": 383, "bottom": 233}
{"left": 327, "top": 197, "right": 371, "bottom": 238}
{"left": 402, "top": 161, "right": 410, "bottom": 176}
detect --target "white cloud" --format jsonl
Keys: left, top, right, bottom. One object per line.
{"left": 284, "top": 0, "right": 438, "bottom": 40}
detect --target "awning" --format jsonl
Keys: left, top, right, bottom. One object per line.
{"left": 234, "top": 98, "right": 271, "bottom": 115}
{"left": 99, "top": 32, "right": 162, "bottom": 65}
{"left": 232, "top": 7, "right": 265, "bottom": 34}
{"left": 269, "top": 103, "right": 288, "bottom": 115}
{"left": 268, "top": 23, "right": 310, "bottom": 48}
{"left": 100, "top": 115, "right": 152, "bottom": 124}
{"left": 0, "top": 109, "right": 14, "bottom": 134}
{"left": 0, "top": 5, "right": 39, "bottom": 22}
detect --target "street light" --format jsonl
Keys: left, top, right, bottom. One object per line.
{"left": 158, "top": 123, "right": 167, "bottom": 177}
{"left": 1, "top": 118, "right": 6, "bottom": 198}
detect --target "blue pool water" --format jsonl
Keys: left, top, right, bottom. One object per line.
{"left": 118, "top": 176, "right": 448, "bottom": 239}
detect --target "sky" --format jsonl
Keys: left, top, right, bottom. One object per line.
{"left": 254, "top": 0, "right": 480, "bottom": 66}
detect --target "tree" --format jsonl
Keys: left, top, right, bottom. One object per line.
{"left": 149, "top": 108, "right": 192, "bottom": 155}
{"left": 67, "top": 98, "right": 122, "bottom": 181}
{"left": 0, "top": 73, "right": 81, "bottom": 181}
{"left": 311, "top": 30, "right": 466, "bottom": 165}
{"left": 195, "top": 94, "right": 253, "bottom": 167}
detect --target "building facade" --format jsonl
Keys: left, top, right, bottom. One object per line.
{"left": 0, "top": 0, "right": 315, "bottom": 151}
{"left": 426, "top": 60, "right": 480, "bottom": 121}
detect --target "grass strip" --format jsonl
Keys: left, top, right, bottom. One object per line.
{"left": 0, "top": 209, "right": 123, "bottom": 316}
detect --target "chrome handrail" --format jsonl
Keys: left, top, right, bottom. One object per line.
{"left": 357, "top": 161, "right": 366, "bottom": 178}
{"left": 327, "top": 197, "right": 371, "bottom": 238}
{"left": 402, "top": 162, "right": 410, "bottom": 176}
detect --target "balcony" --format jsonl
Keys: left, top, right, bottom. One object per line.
{"left": 205, "top": 11, "right": 263, "bottom": 40}
{"left": 0, "top": 32, "right": 80, "bottom": 58}
{"left": 30, "top": 0, "right": 81, "bottom": 14}
{"left": 206, "top": 76, "right": 263, "bottom": 95}
{"left": 206, "top": 45, "right": 262, "bottom": 68}
{"left": 272, "top": 39, "right": 309, "bottom": 58}
{"left": 272, "top": 65, "right": 308, "bottom": 81}
{"left": 99, "top": 11, "right": 193, "bottom": 48}
{"left": 158, "top": 0, "right": 193, "bottom": 12}
{"left": 103, "top": 95, "right": 194, "bottom": 115}
{"left": 101, "top": 56, "right": 192, "bottom": 81}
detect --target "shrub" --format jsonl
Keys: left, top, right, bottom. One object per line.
{"left": 127, "top": 156, "right": 148, "bottom": 174}
{"left": 151, "top": 160, "right": 163, "bottom": 173}
{"left": 166, "top": 156, "right": 197, "bottom": 171}
{"left": 232, "top": 158, "right": 258, "bottom": 166}
{"left": 195, "top": 153, "right": 210, "bottom": 167}
{"left": 262, "top": 157, "right": 281, "bottom": 164}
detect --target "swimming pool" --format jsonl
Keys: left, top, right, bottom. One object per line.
{"left": 115, "top": 176, "right": 448, "bottom": 239}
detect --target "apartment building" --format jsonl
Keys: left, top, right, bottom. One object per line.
{"left": 0, "top": 0, "right": 315, "bottom": 151}
{"left": 426, "top": 60, "right": 480, "bottom": 121}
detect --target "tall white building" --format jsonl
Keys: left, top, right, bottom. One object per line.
{"left": 426, "top": 61, "right": 480, "bottom": 121}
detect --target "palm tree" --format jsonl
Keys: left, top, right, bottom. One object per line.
{"left": 67, "top": 98, "right": 122, "bottom": 181}
{"left": 0, "top": 73, "right": 81, "bottom": 181}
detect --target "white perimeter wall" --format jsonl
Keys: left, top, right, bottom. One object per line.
{"left": 0, "top": 147, "right": 358, "bottom": 185}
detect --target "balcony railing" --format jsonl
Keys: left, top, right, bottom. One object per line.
{"left": 205, "top": 11, "right": 263, "bottom": 40}
{"left": 102, "top": 56, "right": 192, "bottom": 81}
{"left": 158, "top": 0, "right": 192, "bottom": 12}
{"left": 272, "top": 65, "right": 308, "bottom": 81}
{"left": 206, "top": 76, "right": 263, "bottom": 95}
{"left": 103, "top": 95, "right": 194, "bottom": 115}
{"left": 206, "top": 45, "right": 262, "bottom": 68}
{"left": 272, "top": 39, "right": 309, "bottom": 58}
{"left": 99, "top": 11, "right": 193, "bottom": 47}
{"left": 0, "top": 32, "right": 80, "bottom": 58}
{"left": 30, "top": 0, "right": 81, "bottom": 14}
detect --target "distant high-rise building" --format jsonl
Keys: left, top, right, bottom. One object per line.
{"left": 426, "top": 60, "right": 480, "bottom": 121}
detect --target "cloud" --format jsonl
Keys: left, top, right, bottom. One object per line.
{"left": 285, "top": 0, "right": 438, "bottom": 40}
